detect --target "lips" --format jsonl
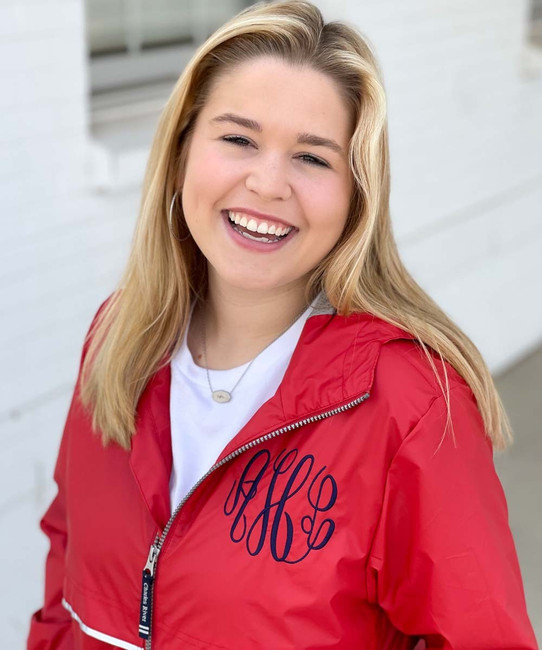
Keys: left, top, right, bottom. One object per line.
{"left": 225, "top": 208, "right": 295, "bottom": 229}
{"left": 228, "top": 210, "right": 293, "bottom": 237}
{"left": 222, "top": 209, "right": 297, "bottom": 245}
{"left": 221, "top": 210, "right": 296, "bottom": 249}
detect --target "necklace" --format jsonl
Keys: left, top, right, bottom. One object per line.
{"left": 200, "top": 303, "right": 310, "bottom": 403}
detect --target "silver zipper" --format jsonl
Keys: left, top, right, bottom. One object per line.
{"left": 140, "top": 391, "right": 370, "bottom": 649}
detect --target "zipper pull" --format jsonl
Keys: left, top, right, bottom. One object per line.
{"left": 139, "top": 543, "right": 159, "bottom": 639}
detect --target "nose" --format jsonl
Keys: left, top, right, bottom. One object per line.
{"left": 244, "top": 153, "right": 292, "bottom": 202}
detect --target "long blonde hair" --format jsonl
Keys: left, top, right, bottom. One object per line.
{"left": 81, "top": 0, "right": 512, "bottom": 451}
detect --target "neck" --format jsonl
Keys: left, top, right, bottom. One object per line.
{"left": 189, "top": 275, "right": 311, "bottom": 370}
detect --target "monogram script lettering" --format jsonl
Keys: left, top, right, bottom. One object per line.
{"left": 224, "top": 448, "right": 337, "bottom": 563}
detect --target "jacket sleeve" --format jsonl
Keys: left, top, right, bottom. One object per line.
{"left": 27, "top": 297, "right": 113, "bottom": 650}
{"left": 367, "top": 385, "right": 539, "bottom": 649}
{"left": 27, "top": 412, "right": 74, "bottom": 649}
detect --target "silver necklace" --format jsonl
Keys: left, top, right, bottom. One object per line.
{"left": 200, "top": 303, "right": 310, "bottom": 403}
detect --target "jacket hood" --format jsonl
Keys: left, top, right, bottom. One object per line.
{"left": 279, "top": 294, "right": 415, "bottom": 421}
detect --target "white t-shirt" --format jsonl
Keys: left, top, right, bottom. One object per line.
{"left": 169, "top": 301, "right": 317, "bottom": 513}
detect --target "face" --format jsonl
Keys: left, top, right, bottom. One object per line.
{"left": 179, "top": 56, "right": 354, "bottom": 298}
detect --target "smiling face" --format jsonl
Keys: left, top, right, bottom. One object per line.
{"left": 179, "top": 56, "right": 354, "bottom": 298}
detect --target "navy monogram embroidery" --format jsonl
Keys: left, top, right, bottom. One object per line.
{"left": 223, "top": 448, "right": 338, "bottom": 563}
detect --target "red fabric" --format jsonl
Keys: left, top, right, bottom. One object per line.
{"left": 28, "top": 302, "right": 538, "bottom": 650}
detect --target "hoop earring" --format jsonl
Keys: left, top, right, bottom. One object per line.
{"left": 168, "top": 191, "right": 191, "bottom": 242}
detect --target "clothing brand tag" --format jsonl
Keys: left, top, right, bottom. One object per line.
{"left": 139, "top": 570, "right": 153, "bottom": 639}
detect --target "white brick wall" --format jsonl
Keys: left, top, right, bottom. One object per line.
{"left": 1, "top": 0, "right": 541, "bottom": 647}
{"left": 333, "top": 0, "right": 542, "bottom": 371}
{"left": 0, "top": 2, "right": 139, "bottom": 646}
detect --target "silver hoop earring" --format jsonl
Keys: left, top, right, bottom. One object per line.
{"left": 168, "top": 191, "right": 191, "bottom": 242}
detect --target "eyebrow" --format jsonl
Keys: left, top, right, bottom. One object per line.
{"left": 297, "top": 132, "right": 343, "bottom": 155}
{"left": 210, "top": 113, "right": 345, "bottom": 155}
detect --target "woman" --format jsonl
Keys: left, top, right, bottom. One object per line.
{"left": 28, "top": 1, "right": 537, "bottom": 649}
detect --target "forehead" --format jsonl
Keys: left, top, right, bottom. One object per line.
{"left": 199, "top": 56, "right": 352, "bottom": 144}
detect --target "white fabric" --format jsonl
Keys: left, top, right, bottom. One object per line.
{"left": 62, "top": 599, "right": 141, "bottom": 650}
{"left": 169, "top": 301, "right": 316, "bottom": 513}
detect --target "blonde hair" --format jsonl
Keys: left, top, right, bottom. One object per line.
{"left": 81, "top": 0, "right": 512, "bottom": 451}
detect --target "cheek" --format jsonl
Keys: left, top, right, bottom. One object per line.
{"left": 183, "top": 149, "right": 234, "bottom": 217}
{"left": 303, "top": 178, "right": 351, "bottom": 235}
{"left": 196, "top": 147, "right": 224, "bottom": 176}
{"left": 191, "top": 144, "right": 239, "bottom": 188}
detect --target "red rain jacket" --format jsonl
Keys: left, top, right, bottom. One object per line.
{"left": 28, "top": 298, "right": 538, "bottom": 649}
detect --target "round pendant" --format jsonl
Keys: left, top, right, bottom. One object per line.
{"left": 212, "top": 389, "right": 231, "bottom": 403}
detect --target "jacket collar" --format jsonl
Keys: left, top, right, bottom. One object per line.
{"left": 219, "top": 303, "right": 413, "bottom": 457}
{"left": 129, "top": 296, "right": 413, "bottom": 528}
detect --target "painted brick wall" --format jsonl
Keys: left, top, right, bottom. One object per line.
{"left": 1, "top": 0, "right": 540, "bottom": 646}
{"left": 321, "top": 0, "right": 542, "bottom": 371}
{"left": 0, "top": 2, "right": 139, "bottom": 646}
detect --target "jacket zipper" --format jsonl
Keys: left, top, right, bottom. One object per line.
{"left": 138, "top": 391, "right": 370, "bottom": 649}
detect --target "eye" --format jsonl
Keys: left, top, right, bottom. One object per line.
{"left": 297, "top": 153, "right": 330, "bottom": 168}
{"left": 221, "top": 135, "right": 253, "bottom": 147}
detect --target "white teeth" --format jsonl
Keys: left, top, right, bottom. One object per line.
{"left": 226, "top": 210, "right": 293, "bottom": 239}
